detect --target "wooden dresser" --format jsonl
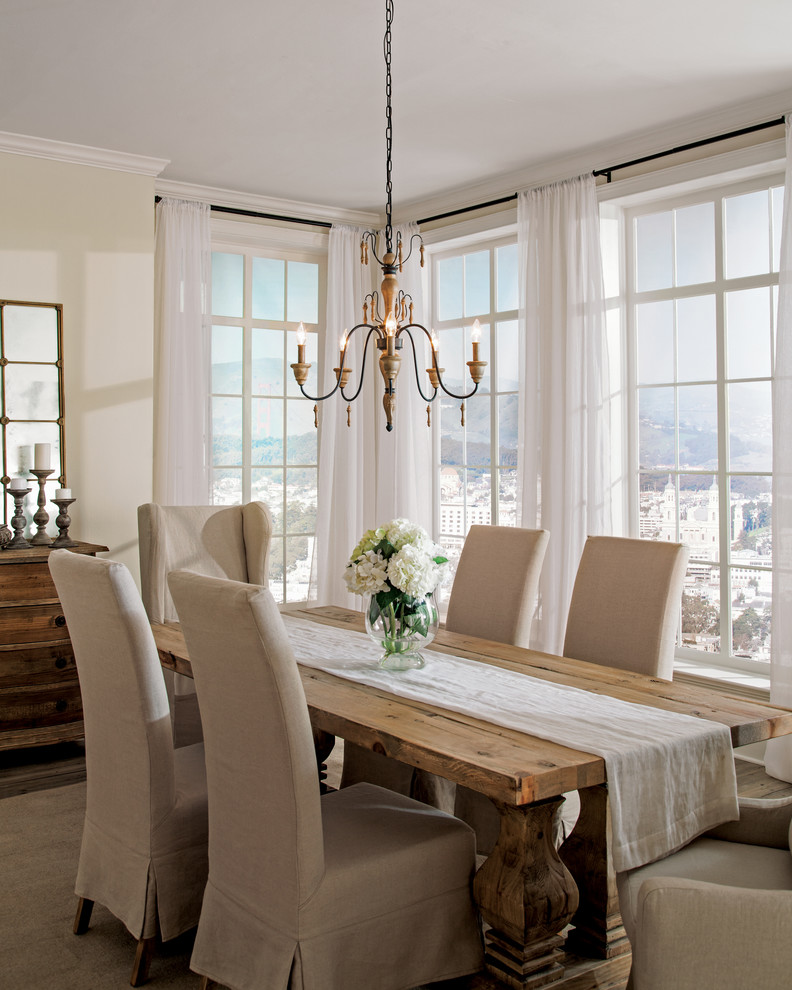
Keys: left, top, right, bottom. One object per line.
{"left": 0, "top": 542, "right": 107, "bottom": 751}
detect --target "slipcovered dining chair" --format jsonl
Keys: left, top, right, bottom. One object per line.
{"left": 563, "top": 535, "right": 689, "bottom": 681}
{"left": 341, "top": 525, "right": 550, "bottom": 850}
{"left": 168, "top": 569, "right": 483, "bottom": 990}
{"left": 616, "top": 795, "right": 792, "bottom": 989}
{"left": 48, "top": 550, "right": 208, "bottom": 987}
{"left": 558, "top": 535, "right": 689, "bottom": 842}
{"left": 138, "top": 501, "right": 273, "bottom": 746}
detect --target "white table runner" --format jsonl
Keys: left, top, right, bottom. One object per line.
{"left": 284, "top": 614, "right": 739, "bottom": 873}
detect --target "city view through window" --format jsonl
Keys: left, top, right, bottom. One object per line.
{"left": 629, "top": 179, "right": 782, "bottom": 668}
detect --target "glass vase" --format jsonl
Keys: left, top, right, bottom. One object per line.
{"left": 365, "top": 592, "right": 439, "bottom": 670}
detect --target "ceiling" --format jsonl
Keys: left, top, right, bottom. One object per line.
{"left": 2, "top": 0, "right": 792, "bottom": 215}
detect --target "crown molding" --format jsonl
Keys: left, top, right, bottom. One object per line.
{"left": 155, "top": 177, "right": 381, "bottom": 229}
{"left": 395, "top": 90, "right": 791, "bottom": 226}
{"left": 0, "top": 131, "right": 169, "bottom": 176}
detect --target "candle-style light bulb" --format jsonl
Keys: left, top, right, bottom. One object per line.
{"left": 385, "top": 313, "right": 397, "bottom": 337}
{"left": 470, "top": 319, "right": 481, "bottom": 361}
{"left": 340, "top": 329, "right": 348, "bottom": 353}
{"left": 296, "top": 322, "right": 307, "bottom": 364}
{"left": 431, "top": 331, "right": 439, "bottom": 354}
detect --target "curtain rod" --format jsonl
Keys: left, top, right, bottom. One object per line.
{"left": 593, "top": 116, "right": 785, "bottom": 183}
{"left": 156, "top": 116, "right": 786, "bottom": 230}
{"left": 154, "top": 196, "right": 332, "bottom": 228}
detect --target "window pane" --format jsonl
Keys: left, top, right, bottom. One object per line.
{"left": 637, "top": 301, "right": 674, "bottom": 385}
{"left": 212, "top": 467, "right": 242, "bottom": 505}
{"left": 496, "top": 243, "right": 518, "bottom": 311}
{"left": 497, "top": 320, "right": 519, "bottom": 391}
{"left": 437, "top": 256, "right": 463, "bottom": 321}
{"left": 212, "top": 325, "right": 242, "bottom": 394}
{"left": 731, "top": 475, "right": 772, "bottom": 560}
{"left": 437, "top": 326, "right": 465, "bottom": 389}
{"left": 252, "top": 257, "right": 284, "bottom": 321}
{"left": 498, "top": 394, "right": 518, "bottom": 464}
{"left": 731, "top": 568, "right": 771, "bottom": 660}
{"left": 212, "top": 252, "right": 244, "bottom": 317}
{"left": 287, "top": 261, "right": 319, "bottom": 324}
{"left": 729, "top": 381, "right": 772, "bottom": 472}
{"left": 252, "top": 327, "right": 284, "bottom": 396}
{"left": 440, "top": 397, "right": 464, "bottom": 465}
{"left": 285, "top": 535, "right": 313, "bottom": 601}
{"left": 681, "top": 574, "right": 721, "bottom": 655}
{"left": 212, "top": 397, "right": 243, "bottom": 465}
{"left": 252, "top": 467, "right": 283, "bottom": 530}
{"left": 286, "top": 467, "right": 317, "bottom": 533}
{"left": 726, "top": 287, "right": 772, "bottom": 380}
{"left": 464, "top": 394, "right": 491, "bottom": 466}
{"left": 678, "top": 384, "right": 718, "bottom": 470}
{"left": 639, "top": 472, "right": 674, "bottom": 540}
{"left": 286, "top": 399, "right": 317, "bottom": 465}
{"left": 252, "top": 397, "right": 283, "bottom": 464}
{"left": 498, "top": 468, "right": 518, "bottom": 527}
{"left": 464, "top": 251, "right": 490, "bottom": 317}
{"left": 725, "top": 190, "right": 770, "bottom": 279}
{"left": 675, "top": 202, "right": 715, "bottom": 286}
{"left": 639, "top": 387, "right": 675, "bottom": 470}
{"left": 677, "top": 295, "right": 716, "bottom": 383}
{"left": 636, "top": 211, "right": 673, "bottom": 292}
{"left": 439, "top": 465, "right": 465, "bottom": 536}
{"left": 465, "top": 467, "right": 491, "bottom": 528}
{"left": 772, "top": 186, "right": 784, "bottom": 272}
{"left": 679, "top": 475, "right": 720, "bottom": 558}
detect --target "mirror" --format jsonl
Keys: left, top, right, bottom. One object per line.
{"left": 1, "top": 301, "right": 65, "bottom": 535}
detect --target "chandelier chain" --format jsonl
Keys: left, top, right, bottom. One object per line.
{"left": 384, "top": 0, "right": 393, "bottom": 253}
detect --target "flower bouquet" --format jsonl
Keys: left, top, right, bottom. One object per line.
{"left": 344, "top": 519, "right": 448, "bottom": 670}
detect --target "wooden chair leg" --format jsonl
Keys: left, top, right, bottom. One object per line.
{"left": 73, "top": 897, "right": 94, "bottom": 935}
{"left": 199, "top": 977, "right": 214, "bottom": 990}
{"left": 130, "top": 935, "right": 157, "bottom": 987}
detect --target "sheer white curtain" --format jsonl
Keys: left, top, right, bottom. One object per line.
{"left": 313, "top": 224, "right": 378, "bottom": 606}
{"left": 375, "top": 221, "right": 433, "bottom": 529}
{"left": 765, "top": 115, "right": 792, "bottom": 782}
{"left": 153, "top": 197, "right": 212, "bottom": 505}
{"left": 517, "top": 174, "right": 611, "bottom": 654}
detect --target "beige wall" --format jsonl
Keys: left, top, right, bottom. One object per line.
{"left": 0, "top": 152, "right": 155, "bottom": 580}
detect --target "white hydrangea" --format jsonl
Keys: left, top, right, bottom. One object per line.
{"left": 343, "top": 550, "right": 389, "bottom": 595}
{"left": 387, "top": 543, "right": 442, "bottom": 599}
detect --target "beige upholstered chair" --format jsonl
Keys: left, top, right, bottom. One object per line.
{"left": 342, "top": 525, "right": 550, "bottom": 850}
{"left": 138, "top": 501, "right": 273, "bottom": 745}
{"left": 168, "top": 569, "right": 483, "bottom": 990}
{"left": 558, "top": 535, "right": 689, "bottom": 842}
{"left": 563, "top": 535, "right": 689, "bottom": 681}
{"left": 616, "top": 795, "right": 792, "bottom": 989}
{"left": 48, "top": 550, "right": 208, "bottom": 987}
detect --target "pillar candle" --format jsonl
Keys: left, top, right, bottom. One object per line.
{"left": 8, "top": 477, "right": 27, "bottom": 491}
{"left": 55, "top": 488, "right": 72, "bottom": 499}
{"left": 34, "top": 443, "right": 51, "bottom": 470}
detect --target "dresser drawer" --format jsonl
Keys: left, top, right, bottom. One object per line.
{"left": 0, "top": 681, "right": 83, "bottom": 729}
{"left": 0, "top": 561, "right": 58, "bottom": 603}
{"left": 0, "top": 644, "right": 77, "bottom": 686}
{"left": 0, "top": 603, "right": 69, "bottom": 646}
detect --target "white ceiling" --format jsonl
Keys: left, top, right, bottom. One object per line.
{"left": 2, "top": 0, "right": 792, "bottom": 215}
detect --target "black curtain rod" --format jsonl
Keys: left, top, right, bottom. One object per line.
{"left": 154, "top": 196, "right": 332, "bottom": 228}
{"left": 156, "top": 116, "right": 786, "bottom": 229}
{"left": 593, "top": 116, "right": 785, "bottom": 183}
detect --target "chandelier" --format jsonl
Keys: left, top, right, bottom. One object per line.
{"left": 290, "top": 0, "right": 486, "bottom": 431}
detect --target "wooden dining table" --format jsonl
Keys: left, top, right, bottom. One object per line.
{"left": 153, "top": 605, "right": 792, "bottom": 990}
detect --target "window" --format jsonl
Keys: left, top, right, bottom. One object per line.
{"left": 210, "top": 242, "right": 326, "bottom": 603}
{"left": 430, "top": 237, "right": 519, "bottom": 602}
{"left": 623, "top": 175, "right": 783, "bottom": 672}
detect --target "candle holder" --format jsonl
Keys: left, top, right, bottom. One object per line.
{"left": 29, "top": 468, "right": 55, "bottom": 546}
{"left": 6, "top": 487, "right": 32, "bottom": 549}
{"left": 52, "top": 497, "right": 77, "bottom": 548}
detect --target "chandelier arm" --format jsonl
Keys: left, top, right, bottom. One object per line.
{"left": 399, "top": 321, "right": 483, "bottom": 400}
{"left": 339, "top": 325, "right": 382, "bottom": 403}
{"left": 398, "top": 232, "right": 423, "bottom": 267}
{"left": 399, "top": 327, "right": 439, "bottom": 403}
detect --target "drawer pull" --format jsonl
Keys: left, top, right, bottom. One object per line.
{"left": 55, "top": 656, "right": 68, "bottom": 669}
{"left": 54, "top": 615, "right": 67, "bottom": 628}
{"left": 55, "top": 699, "right": 68, "bottom": 713}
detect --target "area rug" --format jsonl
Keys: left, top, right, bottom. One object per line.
{"left": 0, "top": 782, "right": 199, "bottom": 989}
